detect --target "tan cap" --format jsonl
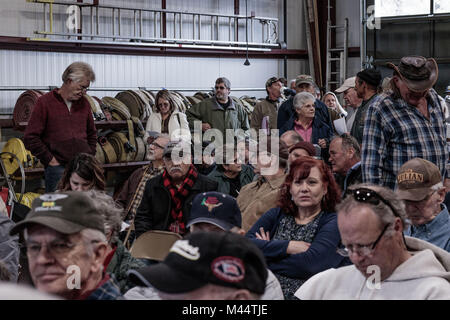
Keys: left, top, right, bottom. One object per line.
{"left": 295, "top": 75, "right": 315, "bottom": 88}
{"left": 396, "top": 158, "right": 443, "bottom": 201}
{"left": 335, "top": 77, "right": 356, "bottom": 93}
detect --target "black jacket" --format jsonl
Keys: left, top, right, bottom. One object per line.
{"left": 134, "top": 173, "right": 218, "bottom": 238}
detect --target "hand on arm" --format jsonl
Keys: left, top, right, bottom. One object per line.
{"left": 286, "top": 241, "right": 311, "bottom": 254}
{"left": 255, "top": 227, "right": 270, "bottom": 241}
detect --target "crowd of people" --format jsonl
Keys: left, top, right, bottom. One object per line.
{"left": 0, "top": 55, "right": 449, "bottom": 300}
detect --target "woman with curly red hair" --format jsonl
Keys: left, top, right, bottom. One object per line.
{"left": 246, "top": 156, "right": 349, "bottom": 300}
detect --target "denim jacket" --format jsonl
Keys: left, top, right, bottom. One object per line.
{"left": 404, "top": 204, "right": 450, "bottom": 252}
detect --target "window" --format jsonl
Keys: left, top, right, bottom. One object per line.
{"left": 375, "top": 0, "right": 450, "bottom": 17}
{"left": 375, "top": 0, "right": 430, "bottom": 18}
{"left": 435, "top": 0, "right": 450, "bottom": 13}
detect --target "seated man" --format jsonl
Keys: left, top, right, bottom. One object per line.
{"left": 207, "top": 144, "right": 255, "bottom": 197}
{"left": 328, "top": 134, "right": 362, "bottom": 195}
{"left": 115, "top": 133, "right": 170, "bottom": 221}
{"left": 194, "top": 140, "right": 217, "bottom": 176}
{"left": 126, "top": 191, "right": 284, "bottom": 300}
{"left": 288, "top": 141, "right": 316, "bottom": 165}
{"left": 238, "top": 137, "right": 288, "bottom": 232}
{"left": 295, "top": 184, "right": 450, "bottom": 300}
{"left": 280, "top": 130, "right": 303, "bottom": 148}
{"left": 396, "top": 158, "right": 450, "bottom": 252}
{"left": 10, "top": 192, "right": 123, "bottom": 300}
{"left": 134, "top": 141, "right": 217, "bottom": 238}
{"left": 128, "top": 231, "right": 268, "bottom": 300}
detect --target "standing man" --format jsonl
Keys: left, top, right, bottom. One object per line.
{"left": 24, "top": 62, "right": 97, "bottom": 192}
{"left": 396, "top": 158, "right": 450, "bottom": 251}
{"left": 250, "top": 77, "right": 284, "bottom": 132}
{"left": 350, "top": 68, "right": 382, "bottom": 144}
{"left": 362, "top": 56, "right": 448, "bottom": 189}
{"left": 328, "top": 134, "right": 362, "bottom": 195}
{"left": 186, "top": 77, "right": 249, "bottom": 142}
{"left": 335, "top": 77, "right": 363, "bottom": 132}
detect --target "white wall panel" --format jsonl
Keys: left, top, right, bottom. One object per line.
{"left": 0, "top": 49, "right": 284, "bottom": 113}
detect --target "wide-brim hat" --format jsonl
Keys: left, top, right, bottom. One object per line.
{"left": 387, "top": 56, "right": 438, "bottom": 92}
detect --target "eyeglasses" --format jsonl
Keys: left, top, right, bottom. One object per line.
{"left": 215, "top": 86, "right": 227, "bottom": 90}
{"left": 337, "top": 223, "right": 390, "bottom": 257}
{"left": 345, "top": 187, "right": 399, "bottom": 218}
{"left": 149, "top": 141, "right": 165, "bottom": 149}
{"left": 25, "top": 239, "right": 78, "bottom": 259}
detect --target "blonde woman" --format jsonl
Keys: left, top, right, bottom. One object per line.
{"left": 145, "top": 90, "right": 191, "bottom": 142}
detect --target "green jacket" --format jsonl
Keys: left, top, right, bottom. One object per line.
{"left": 250, "top": 97, "right": 283, "bottom": 130}
{"left": 106, "top": 238, "right": 146, "bottom": 294}
{"left": 207, "top": 164, "right": 255, "bottom": 195}
{"left": 186, "top": 97, "right": 250, "bottom": 139}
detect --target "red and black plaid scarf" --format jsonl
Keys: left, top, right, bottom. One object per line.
{"left": 162, "top": 165, "right": 198, "bottom": 234}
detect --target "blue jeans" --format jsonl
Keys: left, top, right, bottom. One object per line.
{"left": 44, "top": 165, "right": 65, "bottom": 192}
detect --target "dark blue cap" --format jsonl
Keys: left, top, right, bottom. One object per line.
{"left": 187, "top": 192, "right": 242, "bottom": 231}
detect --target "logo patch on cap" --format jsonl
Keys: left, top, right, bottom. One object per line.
{"left": 397, "top": 169, "right": 424, "bottom": 184}
{"left": 201, "top": 197, "right": 223, "bottom": 212}
{"left": 170, "top": 240, "right": 200, "bottom": 261}
{"left": 39, "top": 194, "right": 68, "bottom": 201}
{"left": 211, "top": 256, "right": 245, "bottom": 283}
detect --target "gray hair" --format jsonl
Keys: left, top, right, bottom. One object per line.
{"left": 331, "top": 133, "right": 361, "bottom": 159}
{"left": 293, "top": 92, "right": 316, "bottom": 111}
{"left": 80, "top": 228, "right": 108, "bottom": 258}
{"left": 85, "top": 190, "right": 123, "bottom": 242}
{"left": 280, "top": 130, "right": 303, "bottom": 146}
{"left": 431, "top": 181, "right": 444, "bottom": 191}
{"left": 337, "top": 183, "right": 409, "bottom": 236}
{"left": 62, "top": 61, "right": 96, "bottom": 83}
{"left": 216, "top": 77, "right": 231, "bottom": 90}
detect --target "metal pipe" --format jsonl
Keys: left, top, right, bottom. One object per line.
{"left": 360, "top": 0, "right": 365, "bottom": 69}
{"left": 96, "top": 6, "right": 99, "bottom": 36}
{"left": 0, "top": 86, "right": 267, "bottom": 92}
{"left": 198, "top": 15, "right": 201, "bottom": 40}
{"left": 26, "top": 37, "right": 274, "bottom": 51}
{"left": 174, "top": 13, "right": 177, "bottom": 38}
{"left": 33, "top": 30, "right": 280, "bottom": 47}
{"left": 118, "top": 8, "right": 121, "bottom": 36}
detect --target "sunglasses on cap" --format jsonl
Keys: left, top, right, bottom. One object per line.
{"left": 344, "top": 187, "right": 399, "bottom": 218}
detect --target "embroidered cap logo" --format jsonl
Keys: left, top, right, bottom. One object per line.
{"left": 201, "top": 197, "right": 223, "bottom": 212}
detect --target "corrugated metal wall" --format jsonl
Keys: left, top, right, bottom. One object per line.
{"left": 0, "top": 49, "right": 280, "bottom": 113}
{"left": 0, "top": 0, "right": 310, "bottom": 114}
{"left": 0, "top": 1, "right": 363, "bottom": 113}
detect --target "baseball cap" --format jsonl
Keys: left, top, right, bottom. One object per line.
{"left": 127, "top": 231, "right": 268, "bottom": 295}
{"left": 295, "top": 75, "right": 315, "bottom": 88}
{"left": 10, "top": 191, "right": 105, "bottom": 235}
{"left": 396, "top": 158, "right": 443, "bottom": 201}
{"left": 163, "top": 140, "right": 191, "bottom": 159}
{"left": 445, "top": 85, "right": 450, "bottom": 94}
{"left": 335, "top": 77, "right": 356, "bottom": 93}
{"left": 289, "top": 141, "right": 316, "bottom": 157}
{"left": 186, "top": 192, "right": 242, "bottom": 231}
{"left": 265, "top": 77, "right": 281, "bottom": 88}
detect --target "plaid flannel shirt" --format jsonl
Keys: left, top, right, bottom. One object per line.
{"left": 86, "top": 276, "right": 123, "bottom": 300}
{"left": 361, "top": 89, "right": 448, "bottom": 189}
